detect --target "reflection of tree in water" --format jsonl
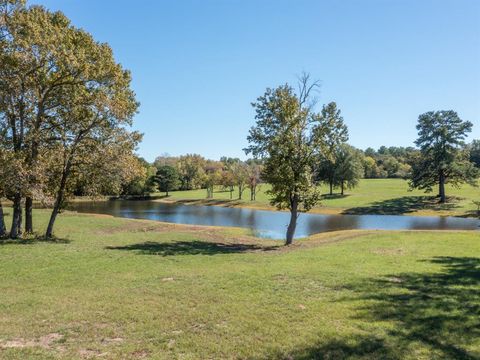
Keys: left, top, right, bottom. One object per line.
{"left": 305, "top": 214, "right": 361, "bottom": 235}
{"left": 281, "top": 257, "right": 480, "bottom": 359}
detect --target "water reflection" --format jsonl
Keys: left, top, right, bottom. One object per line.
{"left": 68, "top": 201, "right": 480, "bottom": 239}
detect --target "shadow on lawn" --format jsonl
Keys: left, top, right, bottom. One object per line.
{"left": 106, "top": 240, "right": 278, "bottom": 256}
{"left": 279, "top": 256, "right": 480, "bottom": 360}
{"left": 321, "top": 193, "right": 350, "bottom": 200}
{"left": 342, "top": 195, "right": 461, "bottom": 215}
{"left": 0, "top": 235, "right": 70, "bottom": 245}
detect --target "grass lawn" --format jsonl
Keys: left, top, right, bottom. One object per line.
{"left": 0, "top": 209, "right": 479, "bottom": 359}
{"left": 159, "top": 178, "right": 480, "bottom": 217}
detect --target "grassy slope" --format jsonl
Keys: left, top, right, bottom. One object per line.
{"left": 160, "top": 179, "right": 480, "bottom": 217}
{"left": 0, "top": 210, "right": 479, "bottom": 359}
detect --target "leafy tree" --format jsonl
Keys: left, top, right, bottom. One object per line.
{"left": 220, "top": 170, "right": 235, "bottom": 199}
{"left": 203, "top": 161, "right": 223, "bottom": 198}
{"left": 362, "top": 156, "right": 377, "bottom": 178}
{"left": 155, "top": 165, "right": 180, "bottom": 196}
{"left": 409, "top": 110, "right": 478, "bottom": 203}
{"left": 246, "top": 160, "right": 262, "bottom": 201}
{"left": 153, "top": 153, "right": 179, "bottom": 169}
{"left": 231, "top": 161, "right": 248, "bottom": 200}
{"left": 469, "top": 139, "right": 480, "bottom": 168}
{"left": 333, "top": 144, "right": 363, "bottom": 195}
{"left": 245, "top": 74, "right": 337, "bottom": 245}
{"left": 314, "top": 102, "right": 349, "bottom": 194}
{"left": 176, "top": 154, "right": 206, "bottom": 190}
{"left": 120, "top": 157, "right": 157, "bottom": 196}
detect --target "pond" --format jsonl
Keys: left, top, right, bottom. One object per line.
{"left": 68, "top": 200, "right": 480, "bottom": 239}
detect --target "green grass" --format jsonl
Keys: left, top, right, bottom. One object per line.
{"left": 0, "top": 210, "right": 479, "bottom": 359}
{"left": 160, "top": 178, "right": 480, "bottom": 217}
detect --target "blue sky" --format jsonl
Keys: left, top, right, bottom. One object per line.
{"left": 33, "top": 0, "right": 480, "bottom": 162}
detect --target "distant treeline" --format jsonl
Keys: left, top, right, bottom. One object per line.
{"left": 110, "top": 139, "right": 480, "bottom": 197}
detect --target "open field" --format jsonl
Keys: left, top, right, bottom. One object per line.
{"left": 157, "top": 179, "right": 480, "bottom": 218}
{"left": 0, "top": 209, "right": 479, "bottom": 359}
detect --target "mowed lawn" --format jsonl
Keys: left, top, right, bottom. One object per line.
{"left": 161, "top": 178, "right": 480, "bottom": 217}
{"left": 0, "top": 210, "right": 479, "bottom": 359}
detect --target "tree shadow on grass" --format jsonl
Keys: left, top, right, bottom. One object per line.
{"left": 342, "top": 196, "right": 461, "bottom": 215}
{"left": 0, "top": 235, "right": 70, "bottom": 245}
{"left": 277, "top": 256, "right": 480, "bottom": 359}
{"left": 106, "top": 240, "right": 278, "bottom": 256}
{"left": 321, "top": 194, "right": 350, "bottom": 200}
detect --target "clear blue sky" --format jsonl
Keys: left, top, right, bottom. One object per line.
{"left": 33, "top": 0, "right": 480, "bottom": 162}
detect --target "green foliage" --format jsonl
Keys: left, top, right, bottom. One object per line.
{"left": 0, "top": 2, "right": 139, "bottom": 237}
{"left": 155, "top": 165, "right": 180, "bottom": 196}
{"left": 176, "top": 154, "right": 206, "bottom": 190}
{"left": 409, "top": 111, "right": 478, "bottom": 201}
{"left": 468, "top": 139, "right": 480, "bottom": 167}
{"left": 333, "top": 144, "right": 364, "bottom": 194}
{"left": 246, "top": 82, "right": 321, "bottom": 213}
{"left": 246, "top": 75, "right": 350, "bottom": 243}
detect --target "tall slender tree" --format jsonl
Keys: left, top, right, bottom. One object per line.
{"left": 314, "top": 102, "right": 349, "bottom": 195}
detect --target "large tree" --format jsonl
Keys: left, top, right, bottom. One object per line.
{"left": 155, "top": 165, "right": 180, "bottom": 196}
{"left": 333, "top": 144, "right": 363, "bottom": 195}
{"left": 245, "top": 74, "right": 337, "bottom": 245}
{"left": 469, "top": 139, "right": 480, "bottom": 168}
{"left": 314, "top": 102, "right": 349, "bottom": 195}
{"left": 409, "top": 111, "right": 478, "bottom": 203}
{"left": 1, "top": 3, "right": 140, "bottom": 238}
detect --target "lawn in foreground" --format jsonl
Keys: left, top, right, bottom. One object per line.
{"left": 161, "top": 178, "right": 480, "bottom": 217}
{"left": 0, "top": 210, "right": 479, "bottom": 359}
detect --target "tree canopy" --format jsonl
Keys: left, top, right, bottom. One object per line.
{"left": 409, "top": 111, "right": 478, "bottom": 203}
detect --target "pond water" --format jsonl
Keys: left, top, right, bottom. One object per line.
{"left": 68, "top": 200, "right": 480, "bottom": 239}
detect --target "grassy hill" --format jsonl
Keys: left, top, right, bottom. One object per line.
{"left": 0, "top": 210, "right": 478, "bottom": 359}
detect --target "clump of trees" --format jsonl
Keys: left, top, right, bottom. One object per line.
{"left": 362, "top": 146, "right": 416, "bottom": 179}
{"left": 0, "top": 1, "right": 141, "bottom": 239}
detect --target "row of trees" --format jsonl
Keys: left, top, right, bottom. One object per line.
{"left": 154, "top": 157, "right": 263, "bottom": 201}
{"left": 245, "top": 74, "right": 479, "bottom": 244}
{"left": 0, "top": 1, "right": 142, "bottom": 239}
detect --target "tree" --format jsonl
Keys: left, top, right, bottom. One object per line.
{"left": 246, "top": 160, "right": 262, "bottom": 201}
{"left": 409, "top": 111, "right": 478, "bottom": 203}
{"left": 121, "top": 157, "right": 157, "bottom": 196}
{"left": 203, "top": 160, "right": 223, "bottom": 198}
{"left": 245, "top": 74, "right": 335, "bottom": 245}
{"left": 314, "top": 102, "right": 349, "bottom": 195}
{"left": 176, "top": 154, "right": 206, "bottom": 190}
{"left": 468, "top": 140, "right": 480, "bottom": 168}
{"left": 41, "top": 29, "right": 138, "bottom": 237}
{"left": 220, "top": 168, "right": 236, "bottom": 199}
{"left": 231, "top": 161, "right": 248, "bottom": 200}
{"left": 333, "top": 144, "right": 363, "bottom": 195}
{"left": 155, "top": 165, "right": 180, "bottom": 196}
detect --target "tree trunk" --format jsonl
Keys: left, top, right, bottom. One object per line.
{"left": 439, "top": 171, "right": 446, "bottom": 203}
{"left": 25, "top": 197, "right": 33, "bottom": 233}
{"left": 329, "top": 180, "right": 333, "bottom": 195}
{"left": 0, "top": 201, "right": 6, "bottom": 238}
{"left": 10, "top": 193, "right": 22, "bottom": 239}
{"left": 341, "top": 181, "right": 344, "bottom": 196}
{"left": 166, "top": 189, "right": 169, "bottom": 197}
{"left": 46, "top": 161, "right": 71, "bottom": 238}
{"left": 286, "top": 197, "right": 298, "bottom": 245}
{"left": 238, "top": 185, "right": 243, "bottom": 200}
